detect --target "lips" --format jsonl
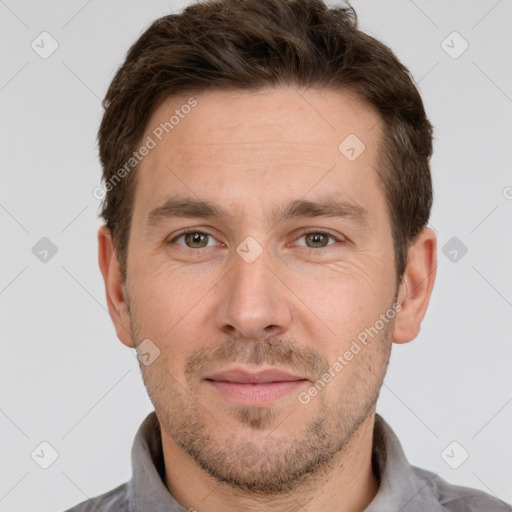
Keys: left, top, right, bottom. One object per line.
{"left": 204, "top": 368, "right": 309, "bottom": 405}
{"left": 205, "top": 368, "right": 306, "bottom": 384}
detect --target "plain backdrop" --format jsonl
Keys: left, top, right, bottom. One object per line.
{"left": 1, "top": 0, "right": 511, "bottom": 510}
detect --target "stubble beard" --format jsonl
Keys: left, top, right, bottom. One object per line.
{"left": 131, "top": 312, "right": 393, "bottom": 496}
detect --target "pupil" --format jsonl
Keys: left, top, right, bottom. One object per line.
{"left": 309, "top": 233, "right": 325, "bottom": 247}
{"left": 188, "top": 232, "right": 206, "bottom": 247}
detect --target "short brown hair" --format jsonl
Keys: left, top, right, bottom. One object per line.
{"left": 98, "top": 0, "right": 433, "bottom": 284}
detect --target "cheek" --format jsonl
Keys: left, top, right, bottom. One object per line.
{"left": 286, "top": 261, "right": 393, "bottom": 370}
{"left": 129, "top": 262, "right": 193, "bottom": 341}
{"left": 129, "top": 261, "right": 218, "bottom": 370}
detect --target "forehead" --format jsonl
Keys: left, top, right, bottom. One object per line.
{"left": 133, "top": 87, "right": 387, "bottom": 229}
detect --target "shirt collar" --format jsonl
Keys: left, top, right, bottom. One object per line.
{"left": 126, "top": 411, "right": 444, "bottom": 512}
{"left": 366, "top": 413, "right": 444, "bottom": 511}
{"left": 127, "top": 411, "right": 183, "bottom": 512}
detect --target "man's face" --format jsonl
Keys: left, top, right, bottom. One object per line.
{"left": 123, "top": 87, "right": 399, "bottom": 492}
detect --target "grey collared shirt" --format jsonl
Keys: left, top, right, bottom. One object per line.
{"left": 64, "top": 411, "right": 511, "bottom": 512}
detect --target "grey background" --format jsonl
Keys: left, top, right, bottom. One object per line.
{"left": 1, "top": 0, "right": 511, "bottom": 510}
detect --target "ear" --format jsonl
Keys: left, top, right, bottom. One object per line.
{"left": 393, "top": 227, "right": 437, "bottom": 344}
{"left": 97, "top": 225, "right": 135, "bottom": 348}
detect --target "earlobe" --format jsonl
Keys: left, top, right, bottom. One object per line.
{"left": 393, "top": 227, "right": 437, "bottom": 344}
{"left": 97, "top": 225, "right": 135, "bottom": 348}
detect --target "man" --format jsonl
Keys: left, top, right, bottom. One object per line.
{"left": 65, "top": 0, "right": 511, "bottom": 510}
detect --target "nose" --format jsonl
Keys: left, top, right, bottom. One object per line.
{"left": 214, "top": 242, "right": 293, "bottom": 341}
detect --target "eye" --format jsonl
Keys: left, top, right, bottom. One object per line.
{"left": 169, "top": 230, "right": 219, "bottom": 249}
{"left": 167, "top": 229, "right": 343, "bottom": 250}
{"left": 295, "top": 231, "right": 341, "bottom": 249}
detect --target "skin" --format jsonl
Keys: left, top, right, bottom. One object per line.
{"left": 98, "top": 86, "right": 437, "bottom": 512}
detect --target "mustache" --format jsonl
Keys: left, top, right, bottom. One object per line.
{"left": 184, "top": 336, "right": 329, "bottom": 382}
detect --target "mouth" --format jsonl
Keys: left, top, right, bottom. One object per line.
{"left": 204, "top": 368, "right": 310, "bottom": 405}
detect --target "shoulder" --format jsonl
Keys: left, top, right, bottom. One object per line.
{"left": 411, "top": 465, "right": 512, "bottom": 512}
{"left": 62, "top": 482, "right": 129, "bottom": 512}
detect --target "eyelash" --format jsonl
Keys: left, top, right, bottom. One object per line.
{"left": 168, "top": 228, "right": 344, "bottom": 250}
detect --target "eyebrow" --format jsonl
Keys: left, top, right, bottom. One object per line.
{"left": 147, "top": 195, "right": 369, "bottom": 228}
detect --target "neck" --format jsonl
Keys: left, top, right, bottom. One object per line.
{"left": 161, "top": 412, "right": 380, "bottom": 512}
